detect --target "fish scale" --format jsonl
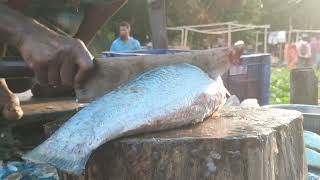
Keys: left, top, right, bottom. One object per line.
{"left": 23, "top": 63, "right": 226, "bottom": 175}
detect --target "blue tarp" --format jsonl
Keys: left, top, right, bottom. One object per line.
{"left": 306, "top": 148, "right": 320, "bottom": 169}
{"left": 305, "top": 131, "right": 320, "bottom": 152}
{"left": 0, "top": 161, "right": 58, "bottom": 180}
{"left": 305, "top": 131, "right": 320, "bottom": 180}
{"left": 309, "top": 172, "right": 320, "bottom": 180}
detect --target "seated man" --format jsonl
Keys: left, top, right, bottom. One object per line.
{"left": 110, "top": 21, "right": 141, "bottom": 52}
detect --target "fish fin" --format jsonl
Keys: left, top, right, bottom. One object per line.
{"left": 22, "top": 148, "right": 89, "bottom": 176}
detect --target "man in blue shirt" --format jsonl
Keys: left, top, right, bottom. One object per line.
{"left": 110, "top": 21, "right": 141, "bottom": 52}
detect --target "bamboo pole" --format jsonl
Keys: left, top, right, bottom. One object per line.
{"left": 288, "top": 16, "right": 292, "bottom": 43}
{"left": 288, "top": 29, "right": 292, "bottom": 43}
{"left": 292, "top": 29, "right": 320, "bottom": 33}
{"left": 186, "top": 27, "right": 257, "bottom": 35}
{"left": 255, "top": 31, "right": 259, "bottom": 53}
{"left": 228, "top": 23, "right": 232, "bottom": 47}
{"left": 264, "top": 28, "right": 268, "bottom": 53}
{"left": 167, "top": 21, "right": 236, "bottom": 29}
{"left": 183, "top": 29, "right": 188, "bottom": 48}
{"left": 180, "top": 29, "right": 184, "bottom": 47}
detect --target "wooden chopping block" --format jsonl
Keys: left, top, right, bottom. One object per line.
{"left": 46, "top": 108, "right": 307, "bottom": 180}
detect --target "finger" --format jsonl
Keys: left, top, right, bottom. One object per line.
{"left": 33, "top": 64, "right": 48, "bottom": 85}
{"left": 60, "top": 59, "right": 77, "bottom": 87}
{"left": 2, "top": 95, "right": 23, "bottom": 120}
{"left": 73, "top": 40, "right": 94, "bottom": 88}
{"left": 48, "top": 59, "right": 62, "bottom": 86}
{"left": 74, "top": 59, "right": 94, "bottom": 89}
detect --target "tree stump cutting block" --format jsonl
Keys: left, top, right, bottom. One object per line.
{"left": 56, "top": 108, "right": 306, "bottom": 180}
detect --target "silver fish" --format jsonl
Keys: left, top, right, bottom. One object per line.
{"left": 23, "top": 63, "right": 226, "bottom": 175}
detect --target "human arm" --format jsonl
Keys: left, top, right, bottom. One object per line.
{"left": 135, "top": 40, "right": 141, "bottom": 50}
{"left": 74, "top": 0, "right": 127, "bottom": 45}
{"left": 0, "top": 4, "right": 93, "bottom": 87}
{"left": 0, "top": 79, "right": 23, "bottom": 120}
{"left": 110, "top": 41, "right": 117, "bottom": 52}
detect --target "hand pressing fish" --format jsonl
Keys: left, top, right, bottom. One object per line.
{"left": 23, "top": 63, "right": 227, "bottom": 175}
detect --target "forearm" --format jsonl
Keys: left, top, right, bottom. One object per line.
{"left": 7, "top": 0, "right": 32, "bottom": 12}
{"left": 0, "top": 42, "right": 10, "bottom": 97}
{"left": 0, "top": 4, "right": 58, "bottom": 48}
{"left": 0, "top": 79, "right": 12, "bottom": 96}
{"left": 75, "top": 0, "right": 127, "bottom": 45}
{"left": 0, "top": 43, "right": 6, "bottom": 57}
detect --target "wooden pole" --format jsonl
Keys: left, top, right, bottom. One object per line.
{"left": 180, "top": 29, "right": 185, "bottom": 47}
{"left": 148, "top": 0, "right": 168, "bottom": 49}
{"left": 288, "top": 16, "right": 292, "bottom": 43}
{"left": 184, "top": 29, "right": 188, "bottom": 47}
{"left": 279, "top": 43, "right": 283, "bottom": 63}
{"left": 227, "top": 23, "right": 232, "bottom": 47}
{"left": 255, "top": 31, "right": 259, "bottom": 53}
{"left": 264, "top": 27, "right": 268, "bottom": 53}
{"left": 288, "top": 30, "right": 292, "bottom": 44}
{"left": 290, "top": 68, "right": 318, "bottom": 105}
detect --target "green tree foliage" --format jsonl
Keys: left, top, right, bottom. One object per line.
{"left": 166, "top": 0, "right": 261, "bottom": 26}
{"left": 166, "top": 0, "right": 262, "bottom": 49}
{"left": 261, "top": 0, "right": 320, "bottom": 30}
{"left": 91, "top": 0, "right": 320, "bottom": 53}
{"left": 90, "top": 0, "right": 263, "bottom": 53}
{"left": 270, "top": 67, "right": 290, "bottom": 104}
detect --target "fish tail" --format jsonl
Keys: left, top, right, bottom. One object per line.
{"left": 23, "top": 147, "right": 88, "bottom": 176}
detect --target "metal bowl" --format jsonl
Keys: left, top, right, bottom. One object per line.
{"left": 264, "top": 104, "right": 320, "bottom": 134}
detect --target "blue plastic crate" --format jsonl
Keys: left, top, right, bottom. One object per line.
{"left": 222, "top": 53, "right": 271, "bottom": 105}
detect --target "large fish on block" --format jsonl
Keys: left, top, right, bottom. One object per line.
{"left": 23, "top": 63, "right": 227, "bottom": 175}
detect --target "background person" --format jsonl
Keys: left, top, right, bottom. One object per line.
{"left": 296, "top": 34, "right": 312, "bottom": 67}
{"left": 110, "top": 21, "right": 141, "bottom": 52}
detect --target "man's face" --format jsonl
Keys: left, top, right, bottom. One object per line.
{"left": 119, "top": 26, "right": 130, "bottom": 39}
